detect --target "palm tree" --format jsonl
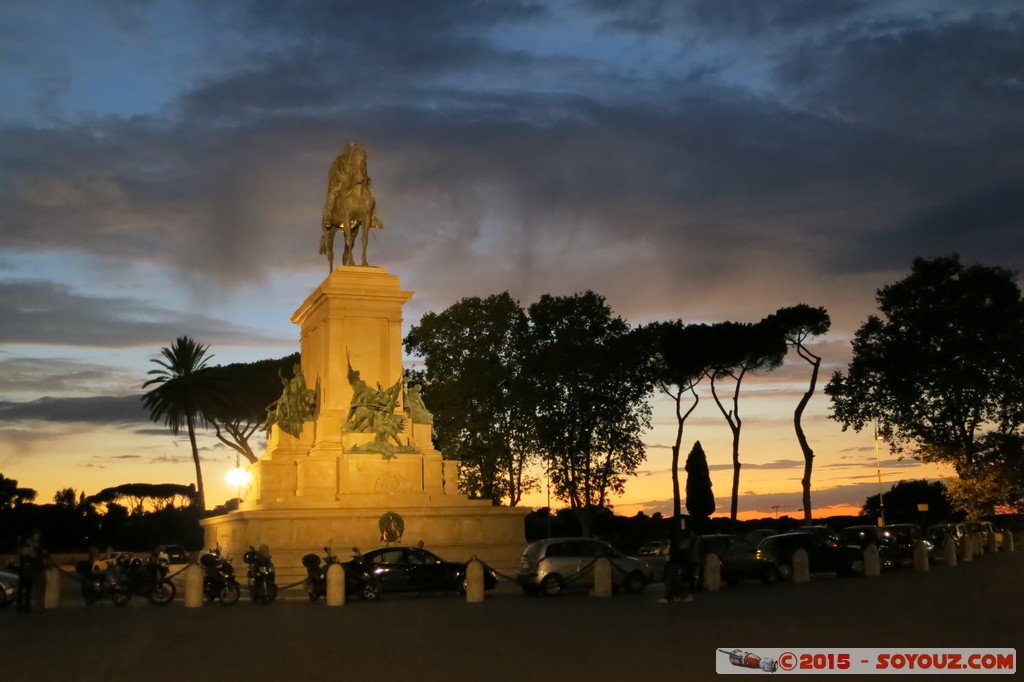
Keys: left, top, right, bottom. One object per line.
{"left": 142, "top": 336, "right": 224, "bottom": 511}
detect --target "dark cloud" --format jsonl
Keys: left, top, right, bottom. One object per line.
{"left": 0, "top": 356, "right": 137, "bottom": 397}
{"left": 843, "top": 184, "right": 1024, "bottom": 272}
{"left": 2, "top": 2, "right": 1020, "bottom": 317}
{"left": 585, "top": 0, "right": 869, "bottom": 37}
{"left": 0, "top": 395, "right": 149, "bottom": 424}
{"left": 707, "top": 458, "right": 804, "bottom": 472}
{"left": 775, "top": 11, "right": 1024, "bottom": 138}
{"left": 0, "top": 281, "right": 290, "bottom": 347}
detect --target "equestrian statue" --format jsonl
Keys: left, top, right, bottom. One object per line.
{"left": 319, "top": 142, "right": 382, "bottom": 270}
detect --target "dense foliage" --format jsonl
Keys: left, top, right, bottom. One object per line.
{"left": 405, "top": 292, "right": 537, "bottom": 506}
{"left": 0, "top": 475, "right": 203, "bottom": 553}
{"left": 827, "top": 255, "right": 1024, "bottom": 515}
{"left": 406, "top": 290, "right": 653, "bottom": 534}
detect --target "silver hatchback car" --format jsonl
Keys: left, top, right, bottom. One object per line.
{"left": 516, "top": 537, "right": 652, "bottom": 596}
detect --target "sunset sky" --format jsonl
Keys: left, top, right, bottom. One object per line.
{"left": 2, "top": 1, "right": 1021, "bottom": 519}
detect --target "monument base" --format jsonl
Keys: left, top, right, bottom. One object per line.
{"left": 201, "top": 503, "right": 526, "bottom": 582}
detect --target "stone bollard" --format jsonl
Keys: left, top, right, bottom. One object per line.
{"left": 792, "top": 548, "right": 810, "bottom": 584}
{"left": 913, "top": 540, "right": 930, "bottom": 572}
{"left": 703, "top": 553, "right": 722, "bottom": 591}
{"left": 986, "top": 532, "right": 998, "bottom": 554}
{"left": 972, "top": 534, "right": 983, "bottom": 557}
{"left": 466, "top": 557, "right": 487, "bottom": 602}
{"left": 184, "top": 563, "right": 204, "bottom": 608}
{"left": 326, "top": 562, "right": 345, "bottom": 606}
{"left": 44, "top": 566, "right": 61, "bottom": 609}
{"left": 863, "top": 544, "right": 881, "bottom": 577}
{"left": 942, "top": 536, "right": 957, "bottom": 566}
{"left": 1005, "top": 532, "right": 1014, "bottom": 553}
{"left": 958, "top": 536, "right": 973, "bottom": 563}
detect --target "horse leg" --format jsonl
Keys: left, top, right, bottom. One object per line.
{"left": 323, "top": 224, "right": 337, "bottom": 272}
{"left": 341, "top": 222, "right": 353, "bottom": 266}
{"left": 360, "top": 218, "right": 370, "bottom": 266}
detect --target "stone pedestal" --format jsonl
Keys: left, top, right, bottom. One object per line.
{"left": 202, "top": 266, "right": 526, "bottom": 576}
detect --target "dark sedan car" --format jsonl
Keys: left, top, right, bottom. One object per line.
{"left": 756, "top": 532, "right": 862, "bottom": 580}
{"left": 155, "top": 544, "right": 190, "bottom": 564}
{"left": 883, "top": 523, "right": 932, "bottom": 563}
{"left": 697, "top": 534, "right": 779, "bottom": 586}
{"left": 839, "top": 526, "right": 902, "bottom": 568}
{"left": 349, "top": 546, "right": 497, "bottom": 596}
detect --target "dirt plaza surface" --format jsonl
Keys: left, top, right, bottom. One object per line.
{"left": 3, "top": 549, "right": 1020, "bottom": 681}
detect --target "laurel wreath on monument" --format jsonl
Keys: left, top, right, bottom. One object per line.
{"left": 379, "top": 511, "right": 405, "bottom": 545}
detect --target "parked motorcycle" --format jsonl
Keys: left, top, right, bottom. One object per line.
{"left": 303, "top": 546, "right": 380, "bottom": 602}
{"left": 123, "top": 554, "right": 176, "bottom": 606}
{"left": 199, "top": 547, "right": 241, "bottom": 606}
{"left": 74, "top": 555, "right": 132, "bottom": 606}
{"left": 243, "top": 545, "right": 277, "bottom": 604}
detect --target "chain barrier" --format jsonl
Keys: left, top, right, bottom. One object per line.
{"left": 165, "top": 560, "right": 199, "bottom": 580}
{"left": 40, "top": 549, "right": 649, "bottom": 604}
{"left": 479, "top": 561, "right": 520, "bottom": 581}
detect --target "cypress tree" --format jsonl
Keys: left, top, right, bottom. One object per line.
{"left": 685, "top": 440, "right": 715, "bottom": 532}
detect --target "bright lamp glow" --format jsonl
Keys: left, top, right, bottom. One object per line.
{"left": 225, "top": 466, "right": 251, "bottom": 487}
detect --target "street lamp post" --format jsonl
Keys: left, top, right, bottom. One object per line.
{"left": 874, "top": 425, "right": 886, "bottom": 527}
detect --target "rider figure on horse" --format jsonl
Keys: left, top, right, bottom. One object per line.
{"left": 320, "top": 142, "right": 382, "bottom": 270}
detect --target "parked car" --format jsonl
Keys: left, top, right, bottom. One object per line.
{"left": 965, "top": 521, "right": 1003, "bottom": 549}
{"left": 798, "top": 525, "right": 843, "bottom": 545}
{"left": 349, "top": 546, "right": 497, "bottom": 596}
{"left": 100, "top": 550, "right": 135, "bottom": 565}
{"left": 744, "top": 529, "right": 777, "bottom": 547}
{"left": 839, "top": 526, "right": 901, "bottom": 568}
{"left": 0, "top": 570, "right": 17, "bottom": 608}
{"left": 926, "top": 522, "right": 968, "bottom": 549}
{"left": 883, "top": 523, "right": 932, "bottom": 562}
{"left": 516, "top": 537, "right": 652, "bottom": 596}
{"left": 155, "top": 544, "right": 190, "bottom": 564}
{"left": 638, "top": 540, "right": 670, "bottom": 557}
{"left": 756, "top": 532, "right": 862, "bottom": 580}
{"left": 697, "top": 534, "right": 779, "bottom": 586}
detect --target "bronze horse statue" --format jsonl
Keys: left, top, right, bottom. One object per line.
{"left": 319, "top": 142, "right": 382, "bottom": 270}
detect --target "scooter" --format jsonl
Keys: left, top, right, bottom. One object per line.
{"left": 303, "top": 546, "right": 380, "bottom": 602}
{"left": 199, "top": 547, "right": 241, "bottom": 606}
{"left": 75, "top": 555, "right": 132, "bottom": 606}
{"left": 123, "top": 554, "right": 176, "bottom": 606}
{"left": 243, "top": 545, "right": 278, "bottom": 604}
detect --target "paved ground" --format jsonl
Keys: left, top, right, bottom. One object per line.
{"left": 3, "top": 549, "right": 1020, "bottom": 680}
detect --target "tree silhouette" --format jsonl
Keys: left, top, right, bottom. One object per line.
{"left": 53, "top": 488, "right": 77, "bottom": 508}
{"left": 527, "top": 292, "right": 652, "bottom": 536}
{"left": 767, "top": 305, "right": 831, "bottom": 523}
{"left": 827, "top": 256, "right": 1024, "bottom": 497}
{"left": 862, "top": 479, "right": 954, "bottom": 523}
{"left": 644, "top": 321, "right": 716, "bottom": 536}
{"left": 205, "top": 353, "right": 300, "bottom": 464}
{"left": 142, "top": 336, "right": 226, "bottom": 511}
{"left": 707, "top": 320, "right": 787, "bottom": 522}
{"left": 404, "top": 292, "right": 537, "bottom": 506}
{"left": 0, "top": 473, "right": 36, "bottom": 509}
{"left": 684, "top": 441, "right": 715, "bottom": 532}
